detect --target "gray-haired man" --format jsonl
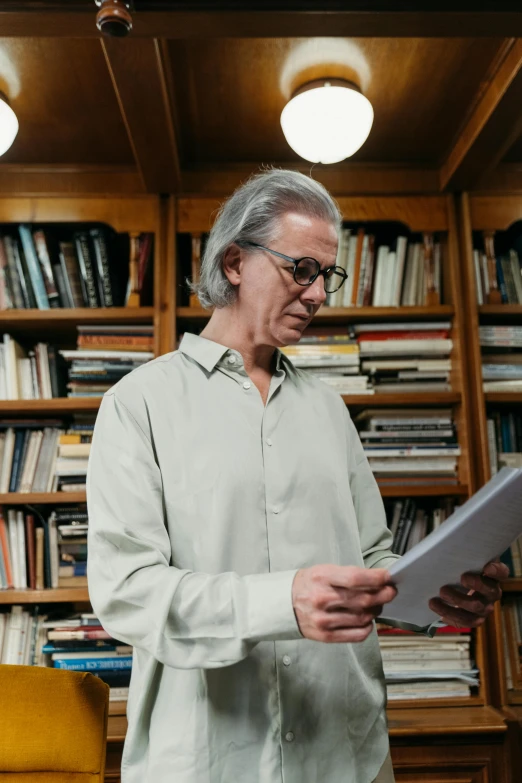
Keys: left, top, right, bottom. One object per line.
{"left": 87, "top": 169, "right": 507, "bottom": 783}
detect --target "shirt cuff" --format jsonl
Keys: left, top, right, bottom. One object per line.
{"left": 243, "top": 570, "right": 303, "bottom": 642}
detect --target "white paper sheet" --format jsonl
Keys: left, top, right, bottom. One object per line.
{"left": 381, "top": 467, "right": 522, "bottom": 626}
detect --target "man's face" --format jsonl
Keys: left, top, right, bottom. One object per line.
{"left": 237, "top": 211, "right": 339, "bottom": 347}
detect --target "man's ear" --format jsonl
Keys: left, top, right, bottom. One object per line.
{"left": 222, "top": 244, "right": 242, "bottom": 287}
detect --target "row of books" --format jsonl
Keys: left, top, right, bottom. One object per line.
{"left": 0, "top": 417, "right": 95, "bottom": 493}
{"left": 354, "top": 408, "right": 460, "bottom": 483}
{"left": 473, "top": 242, "right": 522, "bottom": 305}
{"left": 0, "top": 224, "right": 154, "bottom": 310}
{"left": 500, "top": 536, "right": 522, "bottom": 578}
{"left": 0, "top": 505, "right": 88, "bottom": 590}
{"left": 480, "top": 326, "right": 522, "bottom": 392}
{"left": 0, "top": 607, "right": 130, "bottom": 702}
{"left": 487, "top": 411, "right": 522, "bottom": 475}
{"left": 0, "top": 325, "right": 153, "bottom": 399}
{"left": 325, "top": 230, "right": 442, "bottom": 308}
{"left": 384, "top": 498, "right": 458, "bottom": 556}
{"left": 280, "top": 322, "right": 453, "bottom": 395}
{"left": 1, "top": 604, "right": 477, "bottom": 704}
{"left": 501, "top": 598, "right": 522, "bottom": 694}
{"left": 377, "top": 624, "right": 477, "bottom": 701}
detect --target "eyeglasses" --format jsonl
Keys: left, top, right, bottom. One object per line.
{"left": 244, "top": 242, "right": 348, "bottom": 294}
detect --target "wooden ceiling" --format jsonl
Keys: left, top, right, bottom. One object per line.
{"left": 0, "top": 3, "right": 522, "bottom": 196}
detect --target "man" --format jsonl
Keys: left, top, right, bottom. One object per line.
{"left": 87, "top": 169, "right": 507, "bottom": 783}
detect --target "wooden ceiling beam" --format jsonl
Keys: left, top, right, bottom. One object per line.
{"left": 440, "top": 39, "right": 522, "bottom": 192}
{"left": 2, "top": 6, "right": 522, "bottom": 38}
{"left": 101, "top": 37, "right": 181, "bottom": 194}
{"left": 0, "top": 165, "right": 143, "bottom": 195}
{"left": 181, "top": 164, "right": 441, "bottom": 197}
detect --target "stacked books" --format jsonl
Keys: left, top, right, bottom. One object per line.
{"left": 0, "top": 504, "right": 88, "bottom": 590}
{"left": 354, "top": 408, "right": 460, "bottom": 485}
{"left": 480, "top": 326, "right": 522, "bottom": 392}
{"left": 0, "top": 416, "right": 95, "bottom": 493}
{"left": 501, "top": 598, "right": 522, "bottom": 695}
{"left": 325, "top": 229, "right": 442, "bottom": 308}
{"left": 384, "top": 497, "right": 458, "bottom": 556}
{"left": 378, "top": 625, "right": 477, "bottom": 701}
{"left": 280, "top": 330, "right": 371, "bottom": 395}
{"left": 0, "top": 607, "right": 131, "bottom": 702}
{"left": 0, "top": 224, "right": 154, "bottom": 310}
{"left": 59, "top": 324, "right": 154, "bottom": 397}
{"left": 473, "top": 242, "right": 522, "bottom": 305}
{"left": 355, "top": 321, "right": 453, "bottom": 392}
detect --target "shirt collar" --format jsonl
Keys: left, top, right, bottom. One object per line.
{"left": 178, "top": 332, "right": 285, "bottom": 375}
{"left": 178, "top": 333, "right": 230, "bottom": 372}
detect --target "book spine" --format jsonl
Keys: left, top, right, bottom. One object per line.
{"left": 53, "top": 657, "right": 132, "bottom": 671}
{"left": 74, "top": 233, "right": 100, "bottom": 308}
{"left": 18, "top": 226, "right": 50, "bottom": 309}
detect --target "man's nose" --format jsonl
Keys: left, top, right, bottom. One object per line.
{"left": 301, "top": 275, "right": 327, "bottom": 306}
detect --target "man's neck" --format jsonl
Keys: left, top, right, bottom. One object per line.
{"left": 199, "top": 308, "right": 276, "bottom": 376}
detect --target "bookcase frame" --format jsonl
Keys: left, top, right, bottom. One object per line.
{"left": 0, "top": 192, "right": 511, "bottom": 782}
{"left": 459, "top": 192, "right": 522, "bottom": 777}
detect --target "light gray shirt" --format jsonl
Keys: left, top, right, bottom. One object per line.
{"left": 86, "top": 332, "right": 401, "bottom": 783}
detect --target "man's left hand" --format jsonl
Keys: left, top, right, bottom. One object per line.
{"left": 428, "top": 560, "right": 510, "bottom": 628}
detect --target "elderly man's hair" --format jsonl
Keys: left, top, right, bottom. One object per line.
{"left": 188, "top": 168, "right": 342, "bottom": 309}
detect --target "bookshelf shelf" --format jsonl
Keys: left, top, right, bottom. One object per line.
{"left": 377, "top": 483, "right": 468, "bottom": 497}
{"left": 478, "top": 305, "right": 522, "bottom": 317}
{"left": 484, "top": 393, "right": 522, "bottom": 404}
{"left": 0, "top": 307, "right": 154, "bottom": 326}
{"left": 0, "top": 588, "right": 89, "bottom": 604}
{"left": 0, "top": 492, "right": 86, "bottom": 504}
{"left": 0, "top": 398, "right": 102, "bottom": 413}
{"left": 177, "top": 305, "right": 455, "bottom": 323}
{"left": 501, "top": 579, "right": 522, "bottom": 593}
{"left": 342, "top": 392, "right": 460, "bottom": 406}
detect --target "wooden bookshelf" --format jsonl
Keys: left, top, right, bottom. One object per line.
{"left": 1, "top": 307, "right": 154, "bottom": 326}
{"left": 459, "top": 192, "right": 522, "bottom": 780}
{"left": 0, "top": 588, "right": 89, "bottom": 604}
{"left": 177, "top": 304, "right": 455, "bottom": 323}
{"left": 0, "top": 399, "right": 102, "bottom": 413}
{"left": 0, "top": 492, "right": 86, "bottom": 504}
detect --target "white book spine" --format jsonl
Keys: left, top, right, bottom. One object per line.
{"left": 16, "top": 510, "right": 27, "bottom": 589}
{"left": 7, "top": 509, "right": 20, "bottom": 589}
{"left": 393, "top": 236, "right": 408, "bottom": 306}
{"left": 473, "top": 249, "right": 484, "bottom": 305}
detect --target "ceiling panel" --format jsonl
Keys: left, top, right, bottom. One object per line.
{"left": 503, "top": 135, "right": 522, "bottom": 163}
{"left": 168, "top": 37, "right": 502, "bottom": 167}
{"left": 0, "top": 38, "right": 134, "bottom": 165}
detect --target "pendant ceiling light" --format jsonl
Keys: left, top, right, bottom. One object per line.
{"left": 0, "top": 92, "right": 18, "bottom": 156}
{"left": 280, "top": 78, "right": 373, "bottom": 165}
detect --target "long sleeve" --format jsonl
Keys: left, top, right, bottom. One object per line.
{"left": 86, "top": 389, "right": 302, "bottom": 671}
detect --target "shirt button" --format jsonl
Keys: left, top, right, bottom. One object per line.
{"left": 227, "top": 355, "right": 237, "bottom": 365}
{"left": 273, "top": 508, "right": 280, "bottom": 515}
{"left": 266, "top": 438, "right": 273, "bottom": 446}
{"left": 285, "top": 732, "right": 295, "bottom": 743}
{"left": 283, "top": 655, "right": 291, "bottom": 666}
{"left": 243, "top": 381, "right": 251, "bottom": 390}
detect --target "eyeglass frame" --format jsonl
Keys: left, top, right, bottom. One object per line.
{"left": 242, "top": 241, "right": 348, "bottom": 293}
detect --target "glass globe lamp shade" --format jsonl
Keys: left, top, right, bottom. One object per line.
{"left": 0, "top": 93, "right": 18, "bottom": 156}
{"left": 280, "top": 79, "right": 373, "bottom": 164}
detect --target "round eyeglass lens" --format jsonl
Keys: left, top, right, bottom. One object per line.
{"left": 294, "top": 257, "right": 320, "bottom": 285}
{"left": 324, "top": 268, "right": 347, "bottom": 293}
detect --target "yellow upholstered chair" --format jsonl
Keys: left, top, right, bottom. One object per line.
{"left": 0, "top": 664, "right": 109, "bottom": 782}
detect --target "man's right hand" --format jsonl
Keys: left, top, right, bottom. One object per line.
{"left": 292, "top": 564, "right": 398, "bottom": 643}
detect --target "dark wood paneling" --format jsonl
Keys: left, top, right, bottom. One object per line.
{"left": 0, "top": 165, "right": 142, "bottom": 194}
{"left": 101, "top": 38, "right": 181, "bottom": 193}
{"left": 0, "top": 38, "right": 134, "bottom": 165}
{"left": 167, "top": 38, "right": 502, "bottom": 167}
{"left": 1, "top": 6, "right": 522, "bottom": 38}
{"left": 441, "top": 40, "right": 522, "bottom": 191}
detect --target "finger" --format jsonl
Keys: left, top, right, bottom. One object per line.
{"left": 460, "top": 573, "right": 502, "bottom": 602}
{"left": 325, "top": 584, "right": 397, "bottom": 613}
{"left": 439, "top": 586, "right": 492, "bottom": 617}
{"left": 328, "top": 566, "right": 395, "bottom": 591}
{"left": 428, "top": 597, "right": 489, "bottom": 628}
{"left": 320, "top": 609, "right": 383, "bottom": 630}
{"left": 482, "top": 561, "right": 510, "bottom": 581}
{"left": 322, "top": 624, "right": 375, "bottom": 644}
